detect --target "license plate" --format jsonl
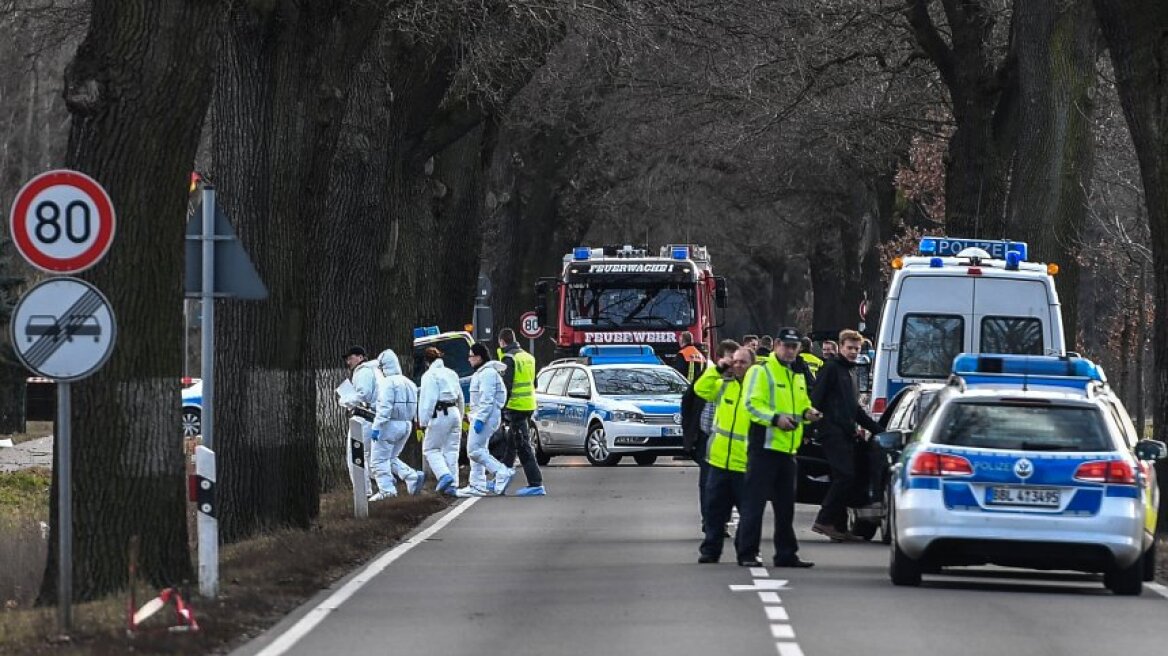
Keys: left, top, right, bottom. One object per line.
{"left": 986, "top": 486, "right": 1061, "bottom": 508}
{"left": 661, "top": 426, "right": 682, "bottom": 437}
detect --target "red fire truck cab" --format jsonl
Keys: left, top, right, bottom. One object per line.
{"left": 535, "top": 244, "right": 728, "bottom": 360}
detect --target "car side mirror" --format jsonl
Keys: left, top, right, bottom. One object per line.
{"left": 1134, "top": 439, "right": 1168, "bottom": 461}
{"left": 715, "top": 277, "right": 728, "bottom": 309}
{"left": 567, "top": 389, "right": 591, "bottom": 400}
{"left": 875, "top": 430, "right": 907, "bottom": 452}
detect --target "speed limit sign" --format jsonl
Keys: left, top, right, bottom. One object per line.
{"left": 9, "top": 170, "right": 116, "bottom": 274}
{"left": 519, "top": 311, "right": 544, "bottom": 339}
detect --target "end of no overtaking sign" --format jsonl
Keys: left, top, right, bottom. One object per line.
{"left": 9, "top": 169, "right": 116, "bottom": 274}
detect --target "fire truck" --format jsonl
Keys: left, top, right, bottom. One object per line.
{"left": 535, "top": 244, "right": 728, "bottom": 360}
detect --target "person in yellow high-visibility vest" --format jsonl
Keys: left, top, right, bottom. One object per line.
{"left": 498, "top": 328, "right": 545, "bottom": 496}
{"left": 739, "top": 327, "right": 822, "bottom": 568}
{"left": 798, "top": 336, "right": 825, "bottom": 383}
{"left": 694, "top": 345, "right": 756, "bottom": 563}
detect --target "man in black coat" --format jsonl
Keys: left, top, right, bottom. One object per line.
{"left": 809, "top": 329, "right": 882, "bottom": 541}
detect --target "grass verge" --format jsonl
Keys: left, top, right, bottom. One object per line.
{"left": 0, "top": 485, "right": 450, "bottom": 654}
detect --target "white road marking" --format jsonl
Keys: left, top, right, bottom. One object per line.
{"left": 770, "top": 623, "right": 795, "bottom": 639}
{"left": 776, "top": 642, "right": 805, "bottom": 656}
{"left": 750, "top": 567, "right": 769, "bottom": 577}
{"left": 1149, "top": 582, "right": 1168, "bottom": 601}
{"left": 758, "top": 591, "right": 782, "bottom": 604}
{"left": 729, "top": 578, "right": 788, "bottom": 591}
{"left": 764, "top": 606, "right": 789, "bottom": 621}
{"left": 255, "top": 497, "right": 481, "bottom": 656}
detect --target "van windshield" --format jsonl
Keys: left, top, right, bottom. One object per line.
{"left": 933, "top": 402, "right": 1113, "bottom": 451}
{"left": 899, "top": 315, "right": 964, "bottom": 378}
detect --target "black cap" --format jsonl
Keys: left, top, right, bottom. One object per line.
{"left": 344, "top": 345, "right": 367, "bottom": 359}
{"left": 470, "top": 343, "right": 492, "bottom": 361}
{"left": 776, "top": 327, "right": 801, "bottom": 343}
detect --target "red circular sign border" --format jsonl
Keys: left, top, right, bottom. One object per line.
{"left": 519, "top": 311, "right": 544, "bottom": 339}
{"left": 9, "top": 170, "right": 116, "bottom": 274}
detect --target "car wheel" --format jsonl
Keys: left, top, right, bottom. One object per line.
{"left": 182, "top": 408, "right": 201, "bottom": 438}
{"left": 584, "top": 424, "right": 621, "bottom": 467}
{"left": 1142, "top": 541, "right": 1156, "bottom": 583}
{"left": 633, "top": 454, "right": 657, "bottom": 466}
{"left": 847, "top": 510, "right": 878, "bottom": 541}
{"left": 880, "top": 485, "right": 892, "bottom": 545}
{"left": 889, "top": 514, "right": 921, "bottom": 586}
{"left": 532, "top": 425, "right": 552, "bottom": 466}
{"left": 1106, "top": 553, "right": 1144, "bottom": 596}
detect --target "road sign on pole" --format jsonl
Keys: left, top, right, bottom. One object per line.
{"left": 519, "top": 311, "right": 544, "bottom": 339}
{"left": 11, "top": 277, "right": 117, "bottom": 381}
{"left": 9, "top": 170, "right": 116, "bottom": 274}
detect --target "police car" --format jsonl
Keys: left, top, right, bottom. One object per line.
{"left": 181, "top": 378, "right": 202, "bottom": 438}
{"left": 533, "top": 345, "right": 687, "bottom": 466}
{"left": 884, "top": 354, "right": 1166, "bottom": 594}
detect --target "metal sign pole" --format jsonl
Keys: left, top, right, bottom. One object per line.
{"left": 57, "top": 382, "right": 72, "bottom": 632}
{"left": 198, "top": 186, "right": 218, "bottom": 599}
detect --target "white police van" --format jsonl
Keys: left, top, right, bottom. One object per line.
{"left": 870, "top": 237, "right": 1066, "bottom": 417}
{"left": 884, "top": 354, "right": 1165, "bottom": 594}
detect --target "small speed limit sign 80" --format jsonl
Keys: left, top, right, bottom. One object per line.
{"left": 9, "top": 170, "right": 116, "bottom": 274}
{"left": 519, "top": 311, "right": 544, "bottom": 339}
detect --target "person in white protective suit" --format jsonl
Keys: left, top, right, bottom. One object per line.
{"left": 455, "top": 343, "right": 516, "bottom": 497}
{"left": 369, "top": 349, "right": 425, "bottom": 501}
{"left": 417, "top": 346, "right": 465, "bottom": 495}
{"left": 345, "top": 345, "right": 380, "bottom": 493}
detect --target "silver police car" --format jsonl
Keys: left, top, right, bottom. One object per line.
{"left": 884, "top": 354, "right": 1166, "bottom": 595}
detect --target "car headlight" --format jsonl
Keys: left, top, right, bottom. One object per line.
{"left": 610, "top": 410, "right": 645, "bottom": 423}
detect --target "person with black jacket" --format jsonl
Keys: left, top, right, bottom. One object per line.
{"left": 683, "top": 339, "right": 740, "bottom": 535}
{"left": 809, "top": 329, "right": 883, "bottom": 541}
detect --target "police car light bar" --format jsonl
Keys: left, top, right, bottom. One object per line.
{"left": 951, "top": 353, "right": 1106, "bottom": 391}
{"left": 919, "top": 237, "right": 1029, "bottom": 261}
{"left": 412, "top": 327, "right": 426, "bottom": 339}
{"left": 578, "top": 344, "right": 663, "bottom": 365}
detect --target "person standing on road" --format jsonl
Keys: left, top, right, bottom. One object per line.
{"left": 821, "top": 340, "right": 838, "bottom": 359}
{"left": 798, "top": 337, "right": 824, "bottom": 381}
{"left": 498, "top": 328, "right": 546, "bottom": 496}
{"left": 455, "top": 343, "right": 515, "bottom": 497}
{"left": 741, "top": 334, "right": 759, "bottom": 353}
{"left": 756, "top": 335, "right": 773, "bottom": 359}
{"left": 673, "top": 331, "right": 708, "bottom": 383}
{"left": 695, "top": 345, "right": 755, "bottom": 563}
{"left": 418, "top": 346, "right": 464, "bottom": 495}
{"left": 370, "top": 348, "right": 424, "bottom": 501}
{"left": 740, "top": 327, "right": 822, "bottom": 568}
{"left": 684, "top": 339, "right": 739, "bottom": 537}
{"left": 810, "top": 329, "right": 883, "bottom": 541}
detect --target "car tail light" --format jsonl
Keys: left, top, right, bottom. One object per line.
{"left": 967, "top": 267, "right": 983, "bottom": 276}
{"left": 909, "top": 451, "right": 973, "bottom": 477}
{"left": 1073, "top": 460, "right": 1136, "bottom": 485}
{"left": 872, "top": 397, "right": 886, "bottom": 415}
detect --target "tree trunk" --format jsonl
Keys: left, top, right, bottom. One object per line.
{"left": 39, "top": 0, "right": 221, "bottom": 602}
{"left": 211, "top": 0, "right": 384, "bottom": 542}
{"left": 1135, "top": 261, "right": 1148, "bottom": 435}
{"left": 1005, "top": 0, "right": 1098, "bottom": 350}
{"left": 1091, "top": 0, "right": 1168, "bottom": 529}
{"left": 431, "top": 124, "right": 488, "bottom": 332}
{"left": 0, "top": 363, "right": 26, "bottom": 435}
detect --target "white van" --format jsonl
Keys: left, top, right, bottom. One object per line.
{"left": 869, "top": 237, "right": 1066, "bottom": 416}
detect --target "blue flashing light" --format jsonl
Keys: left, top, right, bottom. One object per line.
{"left": 919, "top": 238, "right": 938, "bottom": 255}
{"left": 929, "top": 257, "right": 943, "bottom": 268}
{"left": 573, "top": 246, "right": 591, "bottom": 261}
{"left": 412, "top": 327, "right": 426, "bottom": 339}
{"left": 579, "top": 345, "right": 663, "bottom": 365}
{"left": 425, "top": 325, "right": 440, "bottom": 337}
{"left": 951, "top": 353, "right": 1106, "bottom": 390}
{"left": 1005, "top": 251, "right": 1022, "bottom": 270}
{"left": 671, "top": 246, "right": 689, "bottom": 260}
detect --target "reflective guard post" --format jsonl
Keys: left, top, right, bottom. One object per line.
{"left": 195, "top": 446, "right": 218, "bottom": 598}
{"left": 348, "top": 418, "right": 369, "bottom": 519}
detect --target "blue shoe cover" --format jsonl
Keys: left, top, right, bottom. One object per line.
{"left": 515, "top": 486, "right": 546, "bottom": 497}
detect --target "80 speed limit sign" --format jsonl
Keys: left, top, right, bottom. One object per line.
{"left": 519, "top": 311, "right": 544, "bottom": 339}
{"left": 9, "top": 170, "right": 116, "bottom": 274}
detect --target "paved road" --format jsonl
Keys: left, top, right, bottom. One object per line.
{"left": 238, "top": 458, "right": 1168, "bottom": 656}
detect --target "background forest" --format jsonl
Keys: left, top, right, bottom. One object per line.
{"left": 0, "top": 0, "right": 1165, "bottom": 601}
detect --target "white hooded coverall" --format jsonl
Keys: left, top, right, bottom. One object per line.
{"left": 417, "top": 358, "right": 464, "bottom": 483}
{"left": 350, "top": 359, "right": 380, "bottom": 489}
{"left": 466, "top": 360, "right": 509, "bottom": 491}
{"left": 372, "top": 349, "right": 421, "bottom": 494}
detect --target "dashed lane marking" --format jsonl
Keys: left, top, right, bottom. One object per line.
{"left": 770, "top": 624, "right": 795, "bottom": 639}
{"left": 750, "top": 567, "right": 769, "bottom": 577}
{"left": 765, "top": 606, "right": 789, "bottom": 621}
{"left": 729, "top": 578, "right": 788, "bottom": 591}
{"left": 776, "top": 643, "right": 805, "bottom": 656}
{"left": 758, "top": 591, "right": 782, "bottom": 604}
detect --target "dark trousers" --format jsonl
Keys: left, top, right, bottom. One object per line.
{"left": 695, "top": 434, "right": 710, "bottom": 529}
{"left": 738, "top": 448, "right": 800, "bottom": 563}
{"left": 503, "top": 409, "right": 543, "bottom": 487}
{"left": 815, "top": 431, "right": 856, "bottom": 531}
{"left": 700, "top": 466, "right": 746, "bottom": 558}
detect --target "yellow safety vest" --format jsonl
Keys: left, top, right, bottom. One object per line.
{"left": 504, "top": 349, "right": 537, "bottom": 411}
{"left": 799, "top": 352, "right": 824, "bottom": 378}
{"left": 744, "top": 354, "right": 812, "bottom": 453}
{"left": 694, "top": 366, "right": 750, "bottom": 473}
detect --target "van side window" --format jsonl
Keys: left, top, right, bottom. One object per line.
{"left": 899, "top": 315, "right": 964, "bottom": 378}
{"left": 981, "top": 316, "right": 1043, "bottom": 355}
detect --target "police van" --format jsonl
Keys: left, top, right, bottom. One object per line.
{"left": 870, "top": 237, "right": 1066, "bottom": 417}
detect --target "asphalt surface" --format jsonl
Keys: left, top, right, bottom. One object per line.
{"left": 237, "top": 458, "right": 1168, "bottom": 656}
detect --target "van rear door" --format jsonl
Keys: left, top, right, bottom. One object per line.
{"left": 972, "top": 277, "right": 1053, "bottom": 356}
{"left": 891, "top": 276, "right": 973, "bottom": 380}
